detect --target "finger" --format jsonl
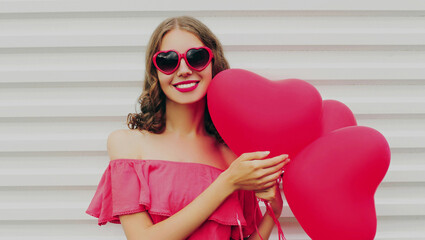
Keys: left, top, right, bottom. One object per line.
{"left": 253, "top": 154, "right": 289, "bottom": 170}
{"left": 248, "top": 165, "right": 284, "bottom": 185}
{"left": 256, "top": 154, "right": 289, "bottom": 168}
{"left": 257, "top": 181, "right": 277, "bottom": 191}
{"left": 255, "top": 184, "right": 277, "bottom": 193}
{"left": 261, "top": 183, "right": 278, "bottom": 191}
{"left": 256, "top": 188, "right": 276, "bottom": 197}
{"left": 252, "top": 162, "right": 283, "bottom": 179}
{"left": 259, "top": 170, "right": 283, "bottom": 186}
{"left": 256, "top": 194, "right": 274, "bottom": 202}
{"left": 258, "top": 194, "right": 276, "bottom": 202}
{"left": 238, "top": 151, "right": 270, "bottom": 161}
{"left": 261, "top": 160, "right": 288, "bottom": 176}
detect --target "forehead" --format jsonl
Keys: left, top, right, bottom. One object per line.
{"left": 159, "top": 29, "right": 204, "bottom": 52}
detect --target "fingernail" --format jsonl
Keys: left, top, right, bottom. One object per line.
{"left": 262, "top": 151, "right": 270, "bottom": 155}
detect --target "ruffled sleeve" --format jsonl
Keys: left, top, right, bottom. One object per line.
{"left": 86, "top": 159, "right": 262, "bottom": 233}
{"left": 231, "top": 190, "right": 263, "bottom": 239}
{"left": 86, "top": 160, "right": 149, "bottom": 225}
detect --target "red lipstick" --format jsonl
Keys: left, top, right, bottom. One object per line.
{"left": 173, "top": 80, "right": 200, "bottom": 93}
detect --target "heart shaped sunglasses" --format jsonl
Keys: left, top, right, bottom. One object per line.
{"left": 153, "top": 46, "right": 214, "bottom": 75}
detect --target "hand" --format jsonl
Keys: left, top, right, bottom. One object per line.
{"left": 255, "top": 183, "right": 284, "bottom": 217}
{"left": 221, "top": 151, "right": 290, "bottom": 192}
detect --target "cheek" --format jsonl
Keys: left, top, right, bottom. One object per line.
{"left": 157, "top": 72, "right": 173, "bottom": 89}
{"left": 202, "top": 65, "right": 213, "bottom": 82}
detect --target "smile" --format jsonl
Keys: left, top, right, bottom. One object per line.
{"left": 173, "top": 81, "right": 200, "bottom": 92}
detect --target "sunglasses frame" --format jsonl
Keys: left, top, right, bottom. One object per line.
{"left": 153, "top": 46, "right": 214, "bottom": 75}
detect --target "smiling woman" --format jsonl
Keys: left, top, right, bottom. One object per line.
{"left": 86, "top": 16, "right": 289, "bottom": 240}
{"left": 126, "top": 16, "right": 230, "bottom": 140}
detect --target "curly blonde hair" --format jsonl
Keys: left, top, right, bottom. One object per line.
{"left": 127, "top": 16, "right": 230, "bottom": 143}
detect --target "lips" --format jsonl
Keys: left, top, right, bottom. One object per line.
{"left": 173, "top": 80, "right": 200, "bottom": 92}
{"left": 173, "top": 80, "right": 199, "bottom": 86}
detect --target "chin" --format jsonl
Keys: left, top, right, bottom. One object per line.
{"left": 169, "top": 93, "right": 207, "bottom": 105}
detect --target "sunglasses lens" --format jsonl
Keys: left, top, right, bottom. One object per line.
{"left": 156, "top": 51, "right": 179, "bottom": 73}
{"left": 186, "top": 48, "right": 210, "bottom": 70}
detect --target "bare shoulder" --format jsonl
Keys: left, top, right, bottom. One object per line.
{"left": 107, "top": 129, "right": 148, "bottom": 161}
{"left": 218, "top": 143, "right": 238, "bottom": 167}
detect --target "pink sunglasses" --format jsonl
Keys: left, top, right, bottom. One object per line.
{"left": 153, "top": 46, "right": 214, "bottom": 75}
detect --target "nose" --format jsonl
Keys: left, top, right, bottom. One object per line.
{"left": 176, "top": 58, "right": 192, "bottom": 77}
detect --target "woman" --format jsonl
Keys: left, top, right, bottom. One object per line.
{"left": 86, "top": 16, "right": 290, "bottom": 240}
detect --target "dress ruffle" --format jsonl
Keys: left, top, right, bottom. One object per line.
{"left": 86, "top": 159, "right": 261, "bottom": 239}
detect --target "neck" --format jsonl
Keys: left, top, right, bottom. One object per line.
{"left": 164, "top": 97, "right": 208, "bottom": 138}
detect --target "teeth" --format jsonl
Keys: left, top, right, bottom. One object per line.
{"left": 175, "top": 82, "right": 197, "bottom": 89}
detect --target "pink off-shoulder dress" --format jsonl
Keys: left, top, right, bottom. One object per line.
{"left": 86, "top": 159, "right": 262, "bottom": 240}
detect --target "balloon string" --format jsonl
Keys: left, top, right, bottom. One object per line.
{"left": 260, "top": 176, "right": 286, "bottom": 240}
{"left": 236, "top": 212, "right": 243, "bottom": 240}
{"left": 263, "top": 200, "right": 286, "bottom": 240}
{"left": 254, "top": 177, "right": 286, "bottom": 240}
{"left": 254, "top": 198, "right": 264, "bottom": 240}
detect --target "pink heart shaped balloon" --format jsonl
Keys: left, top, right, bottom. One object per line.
{"left": 207, "top": 68, "right": 322, "bottom": 158}
{"left": 283, "top": 126, "right": 390, "bottom": 240}
{"left": 321, "top": 99, "right": 357, "bottom": 135}
{"left": 207, "top": 68, "right": 391, "bottom": 239}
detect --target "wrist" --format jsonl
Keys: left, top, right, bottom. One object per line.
{"left": 266, "top": 206, "right": 282, "bottom": 218}
{"left": 273, "top": 207, "right": 283, "bottom": 217}
{"left": 272, "top": 204, "right": 283, "bottom": 217}
{"left": 217, "top": 170, "right": 237, "bottom": 195}
{"left": 265, "top": 198, "right": 283, "bottom": 217}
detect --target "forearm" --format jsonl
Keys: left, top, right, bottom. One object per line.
{"left": 247, "top": 211, "right": 280, "bottom": 240}
{"left": 142, "top": 172, "right": 235, "bottom": 240}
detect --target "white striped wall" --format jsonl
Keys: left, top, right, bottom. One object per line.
{"left": 0, "top": 1, "right": 424, "bottom": 239}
